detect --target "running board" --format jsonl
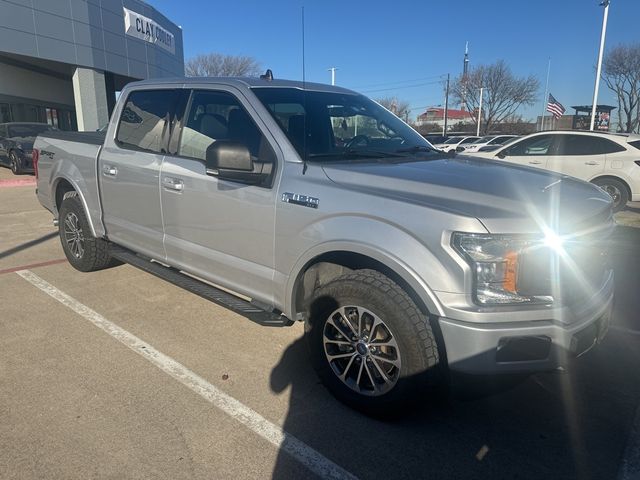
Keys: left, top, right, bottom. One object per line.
{"left": 110, "top": 246, "right": 293, "bottom": 327}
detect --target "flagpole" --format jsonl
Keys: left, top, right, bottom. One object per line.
{"left": 541, "top": 57, "right": 551, "bottom": 131}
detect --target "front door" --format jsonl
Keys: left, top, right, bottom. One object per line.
{"left": 497, "top": 134, "right": 555, "bottom": 169}
{"left": 160, "top": 87, "right": 280, "bottom": 305}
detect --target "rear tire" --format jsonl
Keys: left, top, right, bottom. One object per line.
{"left": 9, "top": 151, "right": 22, "bottom": 175}
{"left": 305, "top": 269, "right": 442, "bottom": 416}
{"left": 58, "top": 192, "right": 120, "bottom": 272}
{"left": 593, "top": 178, "right": 629, "bottom": 212}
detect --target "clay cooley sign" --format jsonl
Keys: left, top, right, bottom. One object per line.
{"left": 123, "top": 7, "right": 175, "bottom": 55}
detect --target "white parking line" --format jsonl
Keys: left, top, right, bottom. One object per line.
{"left": 16, "top": 269, "right": 358, "bottom": 480}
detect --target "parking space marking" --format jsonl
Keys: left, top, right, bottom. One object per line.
{"left": 15, "top": 269, "right": 358, "bottom": 480}
{"left": 0, "top": 258, "right": 67, "bottom": 275}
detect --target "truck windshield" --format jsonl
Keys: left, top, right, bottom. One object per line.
{"left": 252, "top": 87, "right": 437, "bottom": 161}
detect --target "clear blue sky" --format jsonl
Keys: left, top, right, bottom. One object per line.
{"left": 148, "top": 0, "right": 639, "bottom": 121}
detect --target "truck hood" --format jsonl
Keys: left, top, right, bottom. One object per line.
{"left": 321, "top": 156, "right": 613, "bottom": 234}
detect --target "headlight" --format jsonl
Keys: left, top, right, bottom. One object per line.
{"left": 452, "top": 233, "right": 555, "bottom": 305}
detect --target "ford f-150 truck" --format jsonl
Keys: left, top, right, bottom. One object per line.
{"left": 33, "top": 77, "right": 614, "bottom": 414}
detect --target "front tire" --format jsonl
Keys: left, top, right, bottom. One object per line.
{"left": 58, "top": 192, "right": 120, "bottom": 272}
{"left": 305, "top": 269, "right": 442, "bottom": 416}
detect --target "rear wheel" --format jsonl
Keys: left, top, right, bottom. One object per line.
{"left": 58, "top": 192, "right": 120, "bottom": 272}
{"left": 305, "top": 269, "right": 442, "bottom": 416}
{"left": 593, "top": 178, "right": 629, "bottom": 212}
{"left": 9, "top": 151, "right": 22, "bottom": 175}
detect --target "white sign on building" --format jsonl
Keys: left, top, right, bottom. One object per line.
{"left": 123, "top": 7, "right": 175, "bottom": 55}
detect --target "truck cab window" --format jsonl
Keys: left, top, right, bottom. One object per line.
{"left": 116, "top": 89, "right": 178, "bottom": 153}
{"left": 179, "top": 90, "right": 274, "bottom": 165}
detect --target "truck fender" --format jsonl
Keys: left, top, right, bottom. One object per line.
{"left": 285, "top": 240, "right": 447, "bottom": 321}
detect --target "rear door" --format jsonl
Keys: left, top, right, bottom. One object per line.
{"left": 547, "top": 134, "right": 621, "bottom": 181}
{"left": 99, "top": 87, "right": 184, "bottom": 259}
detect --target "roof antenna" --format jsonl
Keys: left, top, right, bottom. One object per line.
{"left": 260, "top": 69, "right": 273, "bottom": 81}
{"left": 301, "top": 6, "right": 308, "bottom": 175}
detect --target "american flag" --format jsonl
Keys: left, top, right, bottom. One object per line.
{"left": 546, "top": 94, "right": 566, "bottom": 119}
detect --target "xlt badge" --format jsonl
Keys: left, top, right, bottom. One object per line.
{"left": 281, "top": 192, "right": 319, "bottom": 209}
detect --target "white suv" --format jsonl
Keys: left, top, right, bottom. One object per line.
{"left": 476, "top": 130, "right": 640, "bottom": 211}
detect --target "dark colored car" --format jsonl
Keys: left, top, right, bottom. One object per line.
{"left": 422, "top": 134, "right": 448, "bottom": 145}
{"left": 0, "top": 122, "right": 56, "bottom": 174}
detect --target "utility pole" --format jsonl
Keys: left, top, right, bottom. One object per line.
{"left": 328, "top": 67, "right": 337, "bottom": 86}
{"left": 590, "top": 0, "right": 610, "bottom": 131}
{"left": 443, "top": 73, "right": 450, "bottom": 136}
{"left": 476, "top": 87, "right": 484, "bottom": 136}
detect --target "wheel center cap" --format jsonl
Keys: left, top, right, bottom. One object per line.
{"left": 356, "top": 342, "right": 368, "bottom": 356}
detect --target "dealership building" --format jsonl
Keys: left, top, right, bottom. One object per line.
{"left": 0, "top": 0, "right": 184, "bottom": 131}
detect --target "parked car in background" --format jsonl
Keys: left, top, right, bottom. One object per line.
{"left": 460, "top": 135, "right": 518, "bottom": 153}
{"left": 422, "top": 134, "right": 448, "bottom": 145}
{"left": 432, "top": 135, "right": 480, "bottom": 152}
{"left": 481, "top": 130, "right": 640, "bottom": 211}
{"left": 0, "top": 122, "right": 56, "bottom": 174}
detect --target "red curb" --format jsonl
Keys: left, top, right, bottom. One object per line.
{"left": 0, "top": 258, "right": 67, "bottom": 275}
{"left": 0, "top": 178, "right": 37, "bottom": 188}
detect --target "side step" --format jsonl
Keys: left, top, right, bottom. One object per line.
{"left": 110, "top": 246, "right": 293, "bottom": 327}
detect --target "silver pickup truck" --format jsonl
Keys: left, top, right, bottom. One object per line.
{"left": 33, "top": 77, "right": 614, "bottom": 414}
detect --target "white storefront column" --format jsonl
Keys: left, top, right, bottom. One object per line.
{"left": 72, "top": 67, "right": 109, "bottom": 131}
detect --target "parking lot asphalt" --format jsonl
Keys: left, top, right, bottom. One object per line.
{"left": 1, "top": 167, "right": 639, "bottom": 480}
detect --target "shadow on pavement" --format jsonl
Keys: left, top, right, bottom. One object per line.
{"left": 267, "top": 226, "right": 640, "bottom": 480}
{"left": 0, "top": 231, "right": 57, "bottom": 260}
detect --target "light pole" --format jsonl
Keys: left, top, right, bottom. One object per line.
{"left": 590, "top": 0, "right": 610, "bottom": 131}
{"left": 476, "top": 87, "right": 484, "bottom": 136}
{"left": 328, "top": 67, "right": 337, "bottom": 86}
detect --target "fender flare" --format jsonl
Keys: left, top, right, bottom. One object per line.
{"left": 285, "top": 240, "right": 446, "bottom": 320}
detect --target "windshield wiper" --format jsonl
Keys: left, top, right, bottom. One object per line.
{"left": 307, "top": 149, "right": 406, "bottom": 160}
{"left": 395, "top": 145, "right": 439, "bottom": 153}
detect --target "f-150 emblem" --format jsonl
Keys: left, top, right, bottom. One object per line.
{"left": 281, "top": 192, "right": 319, "bottom": 209}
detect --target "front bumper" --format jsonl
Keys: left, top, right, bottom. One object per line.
{"left": 438, "top": 270, "right": 614, "bottom": 375}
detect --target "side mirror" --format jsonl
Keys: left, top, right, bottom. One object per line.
{"left": 497, "top": 150, "right": 507, "bottom": 159}
{"left": 205, "top": 141, "right": 265, "bottom": 185}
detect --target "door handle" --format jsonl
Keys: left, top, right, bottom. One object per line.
{"left": 162, "top": 176, "right": 184, "bottom": 192}
{"left": 528, "top": 160, "right": 542, "bottom": 165}
{"left": 584, "top": 161, "right": 599, "bottom": 166}
{"left": 102, "top": 165, "right": 117, "bottom": 177}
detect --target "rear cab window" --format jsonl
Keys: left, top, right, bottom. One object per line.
{"left": 116, "top": 89, "right": 181, "bottom": 153}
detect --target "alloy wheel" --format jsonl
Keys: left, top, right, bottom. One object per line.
{"left": 63, "top": 212, "right": 85, "bottom": 259}
{"left": 323, "top": 305, "right": 401, "bottom": 396}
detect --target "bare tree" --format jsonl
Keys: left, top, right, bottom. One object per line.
{"left": 185, "top": 53, "right": 261, "bottom": 77}
{"left": 452, "top": 60, "right": 539, "bottom": 135}
{"left": 376, "top": 97, "right": 411, "bottom": 122}
{"left": 603, "top": 43, "right": 640, "bottom": 133}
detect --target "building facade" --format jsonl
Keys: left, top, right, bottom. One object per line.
{"left": 0, "top": 0, "right": 184, "bottom": 131}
